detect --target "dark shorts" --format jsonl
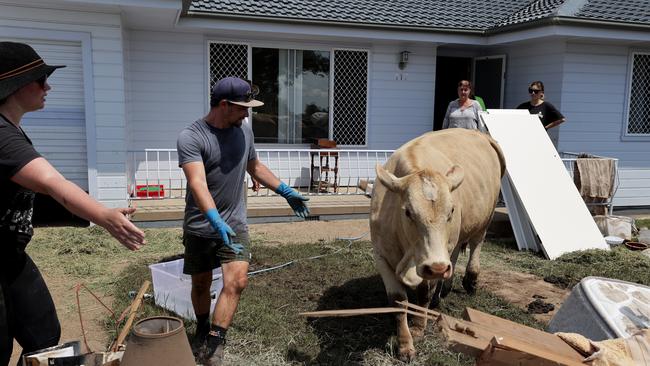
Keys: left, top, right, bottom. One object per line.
{"left": 182, "top": 232, "right": 251, "bottom": 275}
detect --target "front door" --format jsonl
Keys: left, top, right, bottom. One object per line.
{"left": 473, "top": 55, "right": 506, "bottom": 109}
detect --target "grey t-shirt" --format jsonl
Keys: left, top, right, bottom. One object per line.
{"left": 442, "top": 99, "right": 487, "bottom": 133}
{"left": 177, "top": 118, "right": 256, "bottom": 237}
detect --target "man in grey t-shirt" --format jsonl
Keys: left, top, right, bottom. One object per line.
{"left": 177, "top": 77, "right": 309, "bottom": 366}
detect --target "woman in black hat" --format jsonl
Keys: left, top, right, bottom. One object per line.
{"left": 0, "top": 42, "right": 146, "bottom": 365}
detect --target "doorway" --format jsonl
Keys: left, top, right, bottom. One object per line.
{"left": 433, "top": 57, "right": 471, "bottom": 130}
{"left": 474, "top": 55, "right": 506, "bottom": 109}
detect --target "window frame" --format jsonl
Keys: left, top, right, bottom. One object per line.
{"left": 622, "top": 50, "right": 650, "bottom": 141}
{"left": 206, "top": 40, "right": 369, "bottom": 147}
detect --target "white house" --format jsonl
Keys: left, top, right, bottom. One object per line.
{"left": 1, "top": 0, "right": 649, "bottom": 208}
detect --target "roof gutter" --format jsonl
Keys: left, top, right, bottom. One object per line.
{"left": 184, "top": 10, "right": 485, "bottom": 36}
{"left": 486, "top": 15, "right": 650, "bottom": 35}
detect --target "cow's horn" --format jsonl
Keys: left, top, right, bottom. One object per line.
{"left": 375, "top": 164, "right": 409, "bottom": 193}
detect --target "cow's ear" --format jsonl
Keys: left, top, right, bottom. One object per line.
{"left": 376, "top": 164, "right": 408, "bottom": 193}
{"left": 446, "top": 165, "right": 464, "bottom": 191}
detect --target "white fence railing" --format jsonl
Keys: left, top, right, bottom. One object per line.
{"left": 127, "top": 149, "right": 619, "bottom": 214}
{"left": 127, "top": 148, "right": 393, "bottom": 199}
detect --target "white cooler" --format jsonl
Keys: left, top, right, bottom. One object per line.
{"left": 547, "top": 276, "right": 650, "bottom": 340}
{"left": 149, "top": 258, "right": 223, "bottom": 321}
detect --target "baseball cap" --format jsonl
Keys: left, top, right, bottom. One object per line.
{"left": 211, "top": 76, "right": 264, "bottom": 108}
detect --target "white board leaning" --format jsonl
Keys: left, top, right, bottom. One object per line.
{"left": 481, "top": 109, "right": 608, "bottom": 260}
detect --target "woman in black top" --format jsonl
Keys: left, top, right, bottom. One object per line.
{"left": 0, "top": 42, "right": 146, "bottom": 365}
{"left": 517, "top": 81, "right": 566, "bottom": 130}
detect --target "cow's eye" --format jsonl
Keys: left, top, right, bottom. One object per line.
{"left": 447, "top": 207, "right": 454, "bottom": 221}
{"left": 405, "top": 208, "right": 412, "bottom": 219}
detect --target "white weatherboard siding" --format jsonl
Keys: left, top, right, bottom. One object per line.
{"left": 559, "top": 42, "right": 650, "bottom": 206}
{"left": 0, "top": 3, "right": 128, "bottom": 207}
{"left": 126, "top": 30, "right": 205, "bottom": 151}
{"left": 368, "top": 44, "right": 436, "bottom": 150}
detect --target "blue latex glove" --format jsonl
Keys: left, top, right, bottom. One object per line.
{"left": 204, "top": 208, "right": 244, "bottom": 254}
{"left": 275, "top": 182, "right": 310, "bottom": 218}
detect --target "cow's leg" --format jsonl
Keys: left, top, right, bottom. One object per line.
{"left": 411, "top": 280, "right": 434, "bottom": 340}
{"left": 463, "top": 233, "right": 485, "bottom": 294}
{"left": 439, "top": 241, "right": 465, "bottom": 298}
{"left": 374, "top": 254, "right": 415, "bottom": 362}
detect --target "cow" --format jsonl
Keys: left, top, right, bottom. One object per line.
{"left": 370, "top": 128, "right": 505, "bottom": 361}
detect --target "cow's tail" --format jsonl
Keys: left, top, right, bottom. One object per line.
{"left": 487, "top": 136, "right": 506, "bottom": 177}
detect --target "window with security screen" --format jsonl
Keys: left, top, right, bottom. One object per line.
{"left": 208, "top": 42, "right": 368, "bottom": 145}
{"left": 208, "top": 42, "right": 248, "bottom": 97}
{"left": 626, "top": 52, "right": 650, "bottom": 135}
{"left": 333, "top": 50, "right": 368, "bottom": 146}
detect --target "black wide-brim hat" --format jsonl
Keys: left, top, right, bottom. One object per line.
{"left": 0, "top": 42, "right": 66, "bottom": 100}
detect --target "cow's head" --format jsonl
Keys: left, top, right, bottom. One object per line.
{"left": 376, "top": 163, "right": 464, "bottom": 283}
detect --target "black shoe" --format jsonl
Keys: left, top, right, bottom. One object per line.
{"left": 191, "top": 329, "right": 208, "bottom": 359}
{"left": 199, "top": 342, "right": 224, "bottom": 366}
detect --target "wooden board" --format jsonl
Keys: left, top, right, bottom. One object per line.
{"left": 478, "top": 335, "right": 585, "bottom": 366}
{"left": 463, "top": 308, "right": 583, "bottom": 363}
{"left": 481, "top": 110, "right": 608, "bottom": 259}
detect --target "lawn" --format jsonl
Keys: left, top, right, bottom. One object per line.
{"left": 26, "top": 224, "right": 650, "bottom": 366}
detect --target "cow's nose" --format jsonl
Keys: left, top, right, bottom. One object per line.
{"left": 419, "top": 262, "right": 452, "bottom": 279}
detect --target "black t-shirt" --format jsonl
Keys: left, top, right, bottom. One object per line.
{"left": 0, "top": 114, "right": 41, "bottom": 280}
{"left": 516, "top": 101, "right": 564, "bottom": 127}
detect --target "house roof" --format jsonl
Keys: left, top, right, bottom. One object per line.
{"left": 187, "top": 0, "right": 650, "bottom": 33}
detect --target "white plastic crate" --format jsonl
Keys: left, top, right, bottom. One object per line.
{"left": 149, "top": 258, "right": 223, "bottom": 321}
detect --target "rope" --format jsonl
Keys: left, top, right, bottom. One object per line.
{"left": 73, "top": 283, "right": 119, "bottom": 353}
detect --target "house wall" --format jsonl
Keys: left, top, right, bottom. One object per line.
{"left": 558, "top": 42, "right": 650, "bottom": 207}
{"left": 125, "top": 31, "right": 437, "bottom": 188}
{"left": 0, "top": 3, "right": 128, "bottom": 207}
{"left": 367, "top": 44, "right": 436, "bottom": 149}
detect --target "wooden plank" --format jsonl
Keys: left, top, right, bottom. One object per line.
{"left": 395, "top": 300, "right": 441, "bottom": 318}
{"left": 478, "top": 335, "right": 585, "bottom": 366}
{"left": 437, "top": 314, "right": 493, "bottom": 358}
{"left": 299, "top": 307, "right": 435, "bottom": 320}
{"left": 463, "top": 308, "right": 583, "bottom": 362}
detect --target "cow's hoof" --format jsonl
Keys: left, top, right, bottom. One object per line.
{"left": 462, "top": 272, "right": 479, "bottom": 294}
{"left": 398, "top": 346, "right": 416, "bottom": 362}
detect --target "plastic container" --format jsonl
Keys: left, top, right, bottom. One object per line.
{"left": 136, "top": 184, "right": 165, "bottom": 198}
{"left": 547, "top": 276, "right": 650, "bottom": 340}
{"left": 604, "top": 235, "right": 624, "bottom": 246}
{"left": 149, "top": 259, "right": 223, "bottom": 320}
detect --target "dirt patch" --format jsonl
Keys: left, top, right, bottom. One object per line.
{"left": 479, "top": 269, "right": 569, "bottom": 324}
{"left": 249, "top": 218, "right": 371, "bottom": 245}
{"left": 250, "top": 219, "right": 570, "bottom": 324}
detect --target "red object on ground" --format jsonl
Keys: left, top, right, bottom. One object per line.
{"left": 135, "top": 184, "right": 165, "bottom": 198}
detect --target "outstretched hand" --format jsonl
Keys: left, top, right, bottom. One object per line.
{"left": 275, "top": 182, "right": 310, "bottom": 218}
{"left": 204, "top": 208, "right": 244, "bottom": 254}
{"left": 101, "top": 207, "right": 146, "bottom": 250}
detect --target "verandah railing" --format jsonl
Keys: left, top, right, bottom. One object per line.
{"left": 127, "top": 148, "right": 393, "bottom": 199}
{"left": 127, "top": 149, "right": 619, "bottom": 214}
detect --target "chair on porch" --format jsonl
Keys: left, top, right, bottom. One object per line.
{"left": 309, "top": 139, "right": 339, "bottom": 193}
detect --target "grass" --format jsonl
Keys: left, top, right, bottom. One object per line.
{"left": 636, "top": 218, "right": 650, "bottom": 230}
{"left": 25, "top": 225, "right": 650, "bottom": 365}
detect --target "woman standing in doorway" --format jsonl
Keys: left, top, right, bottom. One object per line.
{"left": 517, "top": 81, "right": 566, "bottom": 130}
{"left": 442, "top": 80, "right": 487, "bottom": 133}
